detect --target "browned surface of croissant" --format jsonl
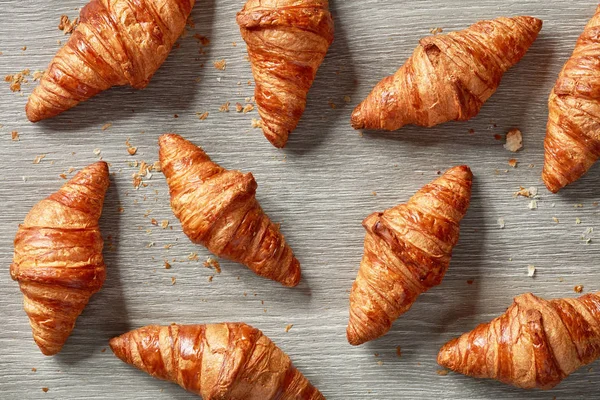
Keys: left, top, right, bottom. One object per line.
{"left": 347, "top": 166, "right": 473, "bottom": 346}
{"left": 237, "top": 0, "right": 334, "bottom": 148}
{"left": 159, "top": 134, "right": 301, "bottom": 286}
{"left": 543, "top": 7, "right": 600, "bottom": 193}
{"left": 351, "top": 16, "right": 542, "bottom": 131}
{"left": 438, "top": 292, "right": 600, "bottom": 390}
{"left": 25, "top": 0, "right": 195, "bottom": 122}
{"left": 10, "top": 162, "right": 109, "bottom": 355}
{"left": 110, "top": 323, "right": 325, "bottom": 399}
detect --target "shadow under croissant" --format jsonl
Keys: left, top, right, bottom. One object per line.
{"left": 285, "top": 0, "right": 358, "bottom": 155}
{"left": 55, "top": 175, "right": 129, "bottom": 365}
{"left": 31, "top": 0, "right": 216, "bottom": 132}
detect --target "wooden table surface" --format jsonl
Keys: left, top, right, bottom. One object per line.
{"left": 1, "top": 0, "right": 599, "bottom": 399}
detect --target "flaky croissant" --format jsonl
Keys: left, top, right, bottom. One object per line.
{"left": 159, "top": 133, "right": 301, "bottom": 286}
{"left": 26, "top": 0, "right": 195, "bottom": 122}
{"left": 543, "top": 6, "right": 600, "bottom": 193}
{"left": 237, "top": 0, "right": 334, "bottom": 148}
{"left": 438, "top": 292, "right": 600, "bottom": 390}
{"left": 10, "top": 162, "right": 109, "bottom": 355}
{"left": 347, "top": 166, "right": 473, "bottom": 346}
{"left": 110, "top": 323, "right": 325, "bottom": 399}
{"left": 351, "top": 16, "right": 542, "bottom": 131}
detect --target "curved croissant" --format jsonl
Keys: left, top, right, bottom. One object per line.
{"left": 351, "top": 16, "right": 542, "bottom": 131}
{"left": 347, "top": 166, "right": 473, "bottom": 346}
{"left": 26, "top": 0, "right": 195, "bottom": 122}
{"left": 237, "top": 0, "right": 334, "bottom": 148}
{"left": 543, "top": 6, "right": 600, "bottom": 193}
{"left": 110, "top": 323, "right": 325, "bottom": 399}
{"left": 438, "top": 292, "right": 600, "bottom": 390}
{"left": 159, "top": 134, "right": 301, "bottom": 287}
{"left": 11, "top": 162, "right": 109, "bottom": 355}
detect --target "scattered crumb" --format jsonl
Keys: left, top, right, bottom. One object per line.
{"left": 101, "top": 348, "right": 106, "bottom": 353}
{"left": 101, "top": 123, "right": 112, "bottom": 131}
{"left": 508, "top": 159, "right": 518, "bottom": 168}
{"left": 118, "top": 207, "right": 124, "bottom": 213}
{"left": 11, "top": 131, "right": 19, "bottom": 141}
{"left": 251, "top": 118, "right": 262, "bottom": 128}
{"left": 151, "top": 218, "right": 158, "bottom": 226}
{"left": 576, "top": 217, "right": 582, "bottom": 224}
{"left": 344, "top": 95, "right": 351, "bottom": 103}
{"left": 377, "top": 361, "right": 384, "bottom": 366}
{"left": 125, "top": 138, "right": 137, "bottom": 155}
{"left": 188, "top": 252, "right": 199, "bottom": 261}
{"left": 396, "top": 346, "right": 402, "bottom": 358}
{"left": 213, "top": 59, "right": 226, "bottom": 70}
{"left": 527, "top": 265, "right": 536, "bottom": 277}
{"left": 193, "top": 34, "right": 210, "bottom": 46}
{"left": 430, "top": 27, "right": 443, "bottom": 35}
{"left": 21, "top": 46, "right": 26, "bottom": 51}
{"left": 204, "top": 257, "right": 221, "bottom": 273}
{"left": 372, "top": 191, "right": 377, "bottom": 196}
{"left": 468, "top": 128, "right": 475, "bottom": 134}
{"left": 466, "top": 279, "right": 474, "bottom": 285}
{"left": 58, "top": 15, "right": 79, "bottom": 34}
{"left": 328, "top": 100, "right": 336, "bottom": 109}
{"left": 528, "top": 200, "right": 538, "bottom": 210}
{"left": 514, "top": 186, "right": 538, "bottom": 198}
{"left": 171, "top": 277, "right": 176, "bottom": 285}
{"left": 42, "top": 388, "right": 49, "bottom": 393}
{"left": 32, "top": 70, "right": 44, "bottom": 81}
{"left": 161, "top": 220, "right": 169, "bottom": 229}
{"left": 235, "top": 102, "right": 244, "bottom": 112}
{"left": 285, "top": 324, "right": 293, "bottom": 333}
{"left": 219, "top": 102, "right": 230, "bottom": 112}
{"left": 232, "top": 42, "right": 237, "bottom": 47}
{"left": 494, "top": 134, "right": 503, "bottom": 141}
{"left": 243, "top": 103, "right": 254, "bottom": 113}
{"left": 497, "top": 218, "right": 505, "bottom": 229}
{"left": 504, "top": 128, "right": 523, "bottom": 152}
{"left": 5, "top": 69, "right": 30, "bottom": 92}
{"left": 553, "top": 217, "right": 559, "bottom": 224}
{"left": 33, "top": 154, "right": 46, "bottom": 164}
{"left": 197, "top": 111, "right": 209, "bottom": 120}
{"left": 574, "top": 285, "right": 584, "bottom": 293}
{"left": 436, "top": 369, "right": 449, "bottom": 376}
{"left": 31, "top": 368, "right": 37, "bottom": 372}
{"left": 59, "top": 173, "right": 67, "bottom": 179}
{"left": 164, "top": 261, "right": 171, "bottom": 270}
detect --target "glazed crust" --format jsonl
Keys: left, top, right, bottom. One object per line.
{"left": 347, "top": 166, "right": 473, "bottom": 346}
{"left": 438, "top": 292, "right": 600, "bottom": 390}
{"left": 159, "top": 134, "right": 301, "bottom": 287}
{"left": 543, "top": 6, "right": 600, "bottom": 193}
{"left": 109, "top": 323, "right": 325, "bottom": 399}
{"left": 351, "top": 16, "right": 542, "bottom": 131}
{"left": 25, "top": 0, "right": 195, "bottom": 122}
{"left": 10, "top": 162, "right": 109, "bottom": 355}
{"left": 237, "top": 0, "right": 334, "bottom": 148}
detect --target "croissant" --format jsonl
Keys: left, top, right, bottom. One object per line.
{"left": 347, "top": 166, "right": 473, "bottom": 346}
{"left": 10, "top": 162, "right": 109, "bottom": 355}
{"left": 25, "top": 0, "right": 195, "bottom": 122}
{"left": 438, "top": 292, "right": 600, "bottom": 390}
{"left": 110, "top": 323, "right": 325, "bottom": 399}
{"left": 237, "top": 0, "right": 334, "bottom": 148}
{"left": 159, "top": 133, "right": 301, "bottom": 286}
{"left": 351, "top": 16, "right": 542, "bottom": 131}
{"left": 543, "top": 6, "right": 600, "bottom": 193}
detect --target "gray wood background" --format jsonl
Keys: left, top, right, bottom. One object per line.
{"left": 0, "top": 0, "right": 599, "bottom": 399}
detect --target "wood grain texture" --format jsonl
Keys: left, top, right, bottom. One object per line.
{"left": 0, "top": 0, "right": 599, "bottom": 398}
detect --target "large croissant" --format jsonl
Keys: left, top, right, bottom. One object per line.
{"left": 438, "top": 292, "right": 600, "bottom": 390}
{"left": 351, "top": 16, "right": 542, "bottom": 131}
{"left": 159, "top": 133, "right": 301, "bottom": 286}
{"left": 10, "top": 162, "right": 109, "bottom": 355}
{"left": 26, "top": 0, "right": 195, "bottom": 122}
{"left": 543, "top": 6, "right": 600, "bottom": 193}
{"left": 110, "top": 323, "right": 325, "bottom": 399}
{"left": 347, "top": 166, "right": 473, "bottom": 346}
{"left": 237, "top": 0, "right": 334, "bottom": 148}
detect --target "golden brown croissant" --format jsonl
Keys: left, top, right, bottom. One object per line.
{"left": 438, "top": 292, "right": 600, "bottom": 390}
{"left": 25, "top": 0, "right": 195, "bottom": 122}
{"left": 347, "top": 166, "right": 473, "bottom": 346}
{"left": 159, "top": 133, "right": 301, "bottom": 286}
{"left": 351, "top": 16, "right": 542, "bottom": 131}
{"left": 237, "top": 0, "right": 334, "bottom": 148}
{"left": 10, "top": 162, "right": 109, "bottom": 355}
{"left": 543, "top": 7, "right": 600, "bottom": 193}
{"left": 110, "top": 323, "right": 325, "bottom": 399}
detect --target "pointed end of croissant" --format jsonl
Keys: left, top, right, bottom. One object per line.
{"left": 346, "top": 324, "right": 367, "bottom": 346}
{"left": 350, "top": 103, "right": 367, "bottom": 130}
{"left": 437, "top": 338, "right": 460, "bottom": 370}
{"left": 444, "top": 165, "right": 473, "bottom": 182}
{"left": 281, "top": 257, "right": 301, "bottom": 287}
{"left": 512, "top": 16, "right": 543, "bottom": 34}
{"left": 261, "top": 123, "right": 289, "bottom": 149}
{"left": 542, "top": 167, "right": 563, "bottom": 194}
{"left": 109, "top": 334, "right": 128, "bottom": 362}
{"left": 25, "top": 98, "right": 43, "bottom": 123}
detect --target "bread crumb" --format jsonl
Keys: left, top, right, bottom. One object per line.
{"left": 285, "top": 324, "right": 293, "bottom": 333}
{"left": 164, "top": 261, "right": 171, "bottom": 270}
{"left": 243, "top": 104, "right": 254, "bottom": 113}
{"left": 219, "top": 102, "right": 230, "bottom": 112}
{"left": 251, "top": 118, "right": 262, "bottom": 128}
{"left": 101, "top": 123, "right": 112, "bottom": 131}
{"left": 328, "top": 100, "right": 336, "bottom": 109}
{"left": 514, "top": 186, "right": 538, "bottom": 198}
{"left": 5, "top": 69, "right": 30, "bottom": 92}
{"left": 468, "top": 128, "right": 475, "bottom": 134}
{"left": 171, "top": 276, "right": 176, "bottom": 285}
{"left": 436, "top": 369, "right": 449, "bottom": 376}
{"left": 125, "top": 138, "right": 137, "bottom": 155}
{"left": 372, "top": 191, "right": 377, "bottom": 196}
{"left": 527, "top": 265, "right": 536, "bottom": 277}
{"left": 508, "top": 159, "right": 518, "bottom": 168}
{"left": 576, "top": 217, "right": 582, "bottom": 224}
{"left": 58, "top": 15, "right": 79, "bottom": 34}
{"left": 528, "top": 200, "right": 538, "bottom": 210}
{"left": 204, "top": 257, "right": 221, "bottom": 273}
{"left": 377, "top": 361, "right": 384, "bottom": 366}
{"left": 213, "top": 59, "right": 226, "bottom": 70}
{"left": 161, "top": 220, "right": 169, "bottom": 229}
{"left": 197, "top": 111, "right": 209, "bottom": 120}
{"left": 11, "top": 131, "right": 19, "bottom": 141}
{"left": 33, "top": 154, "right": 46, "bottom": 164}
{"left": 59, "top": 173, "right": 67, "bottom": 179}
{"left": 21, "top": 46, "right": 27, "bottom": 51}
{"left": 101, "top": 347, "right": 106, "bottom": 353}
{"left": 504, "top": 128, "right": 523, "bottom": 152}
{"left": 430, "top": 27, "right": 443, "bottom": 35}
{"left": 188, "top": 252, "right": 199, "bottom": 261}
{"left": 344, "top": 95, "right": 351, "bottom": 103}
{"left": 497, "top": 218, "right": 505, "bottom": 229}
{"left": 466, "top": 279, "right": 474, "bottom": 285}
{"left": 31, "top": 368, "right": 37, "bottom": 372}
{"left": 396, "top": 346, "right": 402, "bottom": 357}
{"left": 150, "top": 218, "right": 158, "bottom": 226}
{"left": 574, "top": 285, "right": 584, "bottom": 293}
{"left": 552, "top": 217, "right": 559, "bottom": 223}
{"left": 208, "top": 276, "right": 213, "bottom": 282}
{"left": 193, "top": 34, "right": 210, "bottom": 46}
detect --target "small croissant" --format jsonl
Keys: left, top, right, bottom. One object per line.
{"left": 438, "top": 292, "right": 600, "bottom": 390}
{"left": 543, "top": 6, "right": 600, "bottom": 193}
{"left": 110, "top": 323, "right": 325, "bottom": 399}
{"left": 159, "top": 133, "right": 301, "bottom": 286}
{"left": 351, "top": 16, "right": 542, "bottom": 131}
{"left": 347, "top": 166, "right": 473, "bottom": 346}
{"left": 26, "top": 0, "right": 195, "bottom": 122}
{"left": 237, "top": 0, "right": 334, "bottom": 148}
{"left": 11, "top": 162, "right": 109, "bottom": 355}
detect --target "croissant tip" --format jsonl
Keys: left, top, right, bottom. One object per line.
{"left": 541, "top": 169, "right": 563, "bottom": 193}
{"left": 447, "top": 165, "right": 473, "bottom": 179}
{"left": 108, "top": 335, "right": 126, "bottom": 360}
{"left": 346, "top": 324, "right": 366, "bottom": 346}
{"left": 350, "top": 106, "right": 366, "bottom": 130}
{"left": 25, "top": 101, "right": 42, "bottom": 123}
{"left": 436, "top": 340, "right": 458, "bottom": 369}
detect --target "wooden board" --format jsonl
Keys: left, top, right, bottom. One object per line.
{"left": 1, "top": 0, "right": 599, "bottom": 398}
